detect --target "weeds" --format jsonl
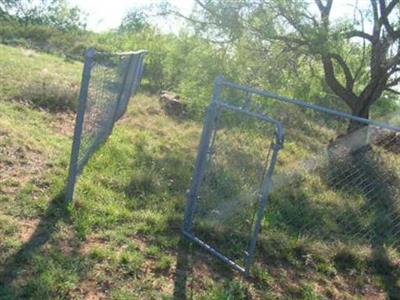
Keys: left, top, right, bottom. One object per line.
{"left": 0, "top": 44, "right": 399, "bottom": 299}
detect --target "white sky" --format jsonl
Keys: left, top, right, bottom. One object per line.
{"left": 68, "top": 0, "right": 194, "bottom": 32}
{"left": 68, "top": 0, "right": 370, "bottom": 33}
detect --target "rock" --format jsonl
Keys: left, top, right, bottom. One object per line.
{"left": 159, "top": 90, "right": 187, "bottom": 116}
{"left": 371, "top": 129, "right": 400, "bottom": 154}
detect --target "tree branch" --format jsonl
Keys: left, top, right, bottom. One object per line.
{"left": 388, "top": 66, "right": 400, "bottom": 75}
{"left": 386, "top": 76, "right": 400, "bottom": 87}
{"left": 329, "top": 53, "right": 355, "bottom": 90}
{"left": 322, "top": 55, "right": 357, "bottom": 109}
{"left": 315, "top": 0, "right": 333, "bottom": 15}
{"left": 386, "top": 51, "right": 400, "bottom": 69}
{"left": 385, "top": 87, "right": 400, "bottom": 95}
{"left": 378, "top": 0, "right": 399, "bottom": 37}
{"left": 371, "top": 0, "right": 380, "bottom": 33}
{"left": 346, "top": 30, "right": 374, "bottom": 42}
{"left": 360, "top": 72, "right": 390, "bottom": 107}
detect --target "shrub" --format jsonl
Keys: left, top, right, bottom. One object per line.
{"left": 20, "top": 75, "right": 79, "bottom": 112}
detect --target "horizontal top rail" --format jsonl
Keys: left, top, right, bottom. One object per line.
{"left": 218, "top": 77, "right": 400, "bottom": 133}
{"left": 115, "top": 50, "right": 148, "bottom": 56}
{"left": 87, "top": 48, "right": 148, "bottom": 57}
{"left": 215, "top": 100, "right": 285, "bottom": 146}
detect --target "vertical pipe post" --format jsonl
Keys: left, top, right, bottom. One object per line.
{"left": 65, "top": 48, "right": 96, "bottom": 203}
{"left": 183, "top": 76, "right": 224, "bottom": 232}
{"left": 244, "top": 140, "right": 282, "bottom": 275}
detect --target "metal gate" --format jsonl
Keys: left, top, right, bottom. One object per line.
{"left": 186, "top": 76, "right": 400, "bottom": 276}
{"left": 183, "top": 76, "right": 284, "bottom": 275}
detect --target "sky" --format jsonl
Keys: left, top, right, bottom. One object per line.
{"left": 68, "top": 0, "right": 370, "bottom": 33}
{"left": 68, "top": 0, "right": 195, "bottom": 32}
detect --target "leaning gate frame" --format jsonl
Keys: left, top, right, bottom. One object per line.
{"left": 183, "top": 76, "right": 285, "bottom": 275}
{"left": 184, "top": 76, "right": 400, "bottom": 275}
{"left": 65, "top": 48, "right": 147, "bottom": 203}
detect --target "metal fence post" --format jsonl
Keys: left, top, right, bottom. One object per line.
{"left": 183, "top": 76, "right": 224, "bottom": 233}
{"left": 244, "top": 136, "right": 283, "bottom": 275}
{"left": 65, "top": 48, "right": 95, "bottom": 203}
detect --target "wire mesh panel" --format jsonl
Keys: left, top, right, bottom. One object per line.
{"left": 183, "top": 77, "right": 284, "bottom": 274}
{"left": 261, "top": 100, "right": 400, "bottom": 250}
{"left": 66, "top": 48, "right": 147, "bottom": 202}
{"left": 185, "top": 76, "right": 400, "bottom": 276}
{"left": 212, "top": 78, "right": 400, "bottom": 273}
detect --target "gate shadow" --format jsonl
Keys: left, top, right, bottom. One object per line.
{"left": 173, "top": 238, "right": 192, "bottom": 300}
{"left": 123, "top": 143, "right": 241, "bottom": 299}
{"left": 172, "top": 236, "right": 236, "bottom": 300}
{"left": 0, "top": 191, "right": 67, "bottom": 284}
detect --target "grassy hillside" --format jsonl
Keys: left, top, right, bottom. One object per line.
{"left": 0, "top": 44, "right": 399, "bottom": 299}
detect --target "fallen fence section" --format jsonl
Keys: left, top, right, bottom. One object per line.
{"left": 65, "top": 48, "right": 147, "bottom": 203}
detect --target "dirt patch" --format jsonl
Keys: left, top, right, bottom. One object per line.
{"left": 51, "top": 111, "right": 75, "bottom": 137}
{"left": 54, "top": 228, "right": 79, "bottom": 256}
{"left": 131, "top": 235, "right": 148, "bottom": 252}
{"left": 0, "top": 132, "right": 47, "bottom": 195}
{"left": 79, "top": 235, "right": 108, "bottom": 255}
{"left": 77, "top": 280, "right": 107, "bottom": 300}
{"left": 19, "top": 219, "right": 40, "bottom": 243}
{"left": 21, "top": 48, "right": 38, "bottom": 57}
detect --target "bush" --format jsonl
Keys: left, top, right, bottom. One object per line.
{"left": 21, "top": 75, "right": 79, "bottom": 112}
{"left": 0, "top": 20, "right": 228, "bottom": 115}
{"left": 0, "top": 20, "right": 94, "bottom": 60}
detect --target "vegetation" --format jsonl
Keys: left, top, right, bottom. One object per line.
{"left": 0, "top": 42, "right": 399, "bottom": 300}
{"left": 0, "top": 0, "right": 400, "bottom": 299}
{"left": 168, "top": 0, "right": 400, "bottom": 126}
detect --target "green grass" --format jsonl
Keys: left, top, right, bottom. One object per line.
{"left": 0, "top": 44, "right": 399, "bottom": 299}
{"left": 0, "top": 44, "right": 82, "bottom": 111}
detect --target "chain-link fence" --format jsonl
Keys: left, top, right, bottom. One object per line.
{"left": 183, "top": 76, "right": 284, "bottom": 274}
{"left": 254, "top": 87, "right": 400, "bottom": 252}
{"left": 66, "top": 48, "right": 147, "bottom": 202}
{"left": 184, "top": 76, "right": 400, "bottom": 275}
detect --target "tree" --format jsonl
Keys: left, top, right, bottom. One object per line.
{"left": 275, "top": 0, "right": 400, "bottom": 131}
{"left": 0, "top": 0, "right": 19, "bottom": 19}
{"left": 119, "top": 10, "right": 149, "bottom": 33}
{"left": 0, "top": 0, "right": 86, "bottom": 30}
{"left": 167, "top": 0, "right": 400, "bottom": 132}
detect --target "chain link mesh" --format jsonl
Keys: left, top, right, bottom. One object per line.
{"left": 191, "top": 105, "right": 280, "bottom": 267}
{"left": 77, "top": 54, "right": 129, "bottom": 168}
{"left": 186, "top": 78, "right": 400, "bottom": 273}
{"left": 66, "top": 49, "right": 146, "bottom": 201}
{"left": 266, "top": 110, "right": 400, "bottom": 250}
{"left": 221, "top": 85, "right": 400, "bottom": 254}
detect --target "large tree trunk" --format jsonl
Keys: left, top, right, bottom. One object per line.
{"left": 327, "top": 102, "right": 372, "bottom": 172}
{"left": 345, "top": 103, "right": 371, "bottom": 156}
{"left": 348, "top": 104, "right": 370, "bottom": 133}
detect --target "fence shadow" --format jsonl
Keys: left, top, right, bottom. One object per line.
{"left": 326, "top": 146, "right": 400, "bottom": 245}
{"left": 0, "top": 191, "right": 66, "bottom": 283}
{"left": 172, "top": 236, "right": 237, "bottom": 300}
{"left": 263, "top": 140, "right": 400, "bottom": 297}
{"left": 326, "top": 146, "right": 400, "bottom": 298}
{"left": 0, "top": 190, "right": 88, "bottom": 298}
{"left": 173, "top": 238, "right": 192, "bottom": 300}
